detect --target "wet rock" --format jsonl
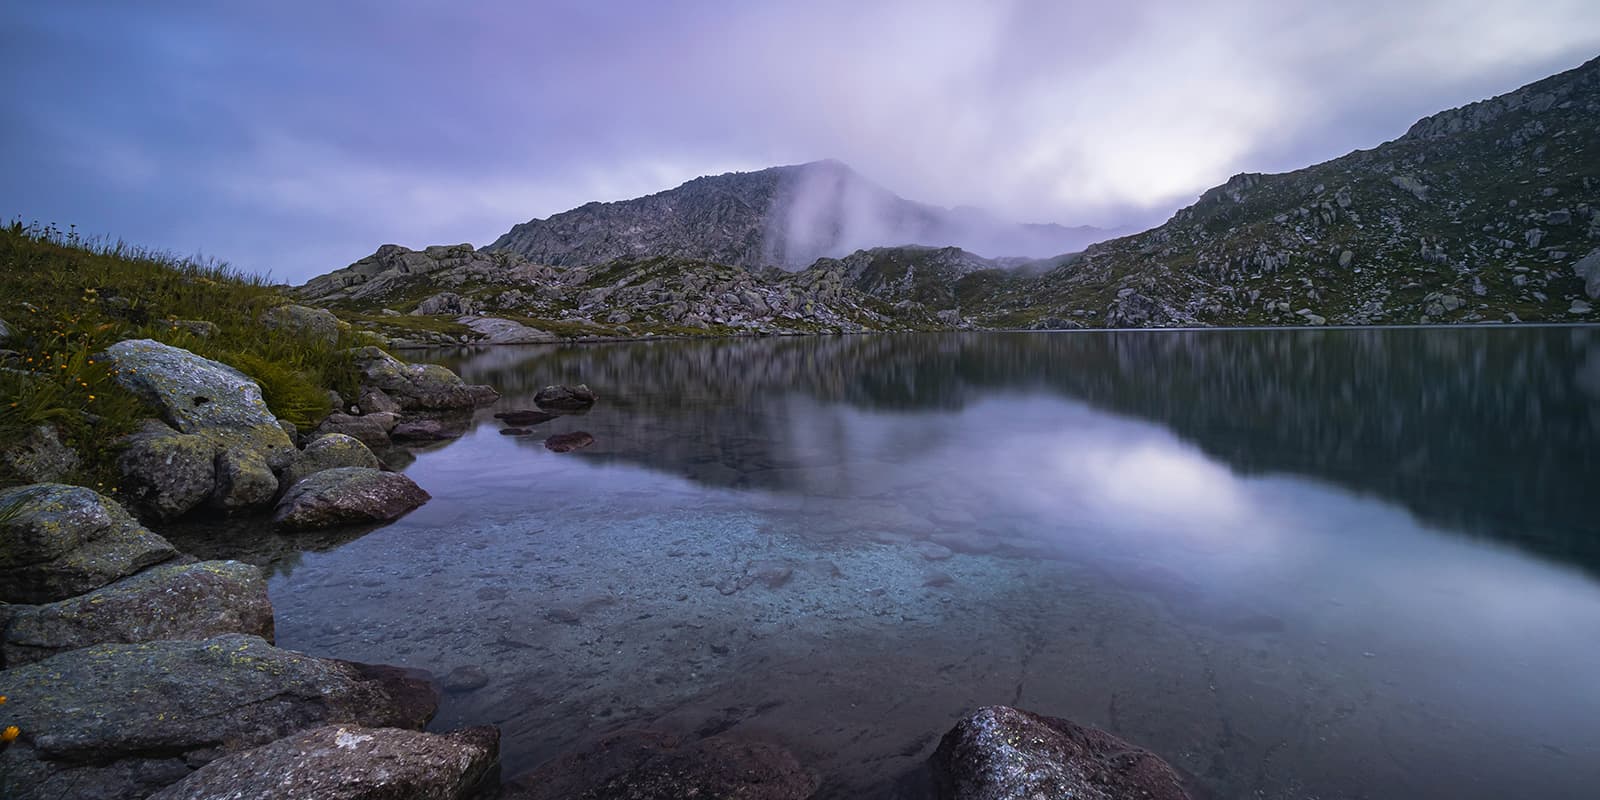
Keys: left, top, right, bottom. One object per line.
{"left": 0, "top": 483, "right": 177, "bottom": 604}
{"left": 499, "top": 427, "right": 531, "bottom": 436}
{"left": 929, "top": 531, "right": 999, "bottom": 555}
{"left": 274, "top": 467, "right": 430, "bottom": 530}
{"left": 260, "top": 303, "right": 343, "bottom": 346}
{"left": 0, "top": 424, "right": 79, "bottom": 483}
{"left": 148, "top": 724, "right": 498, "bottom": 800}
{"left": 915, "top": 541, "right": 955, "bottom": 561}
{"left": 0, "top": 634, "right": 438, "bottom": 800}
{"left": 502, "top": 730, "right": 817, "bottom": 800}
{"left": 930, "top": 706, "right": 1194, "bottom": 800}
{"left": 544, "top": 432, "right": 596, "bottom": 453}
{"left": 100, "top": 339, "right": 296, "bottom": 511}
{"left": 318, "top": 411, "right": 400, "bottom": 448}
{"left": 495, "top": 409, "right": 559, "bottom": 426}
{"left": 533, "top": 383, "right": 597, "bottom": 411}
{"left": 350, "top": 346, "right": 498, "bottom": 410}
{"left": 280, "top": 433, "right": 381, "bottom": 490}
{"left": 1, "top": 560, "right": 273, "bottom": 667}
{"left": 442, "top": 665, "right": 491, "bottom": 693}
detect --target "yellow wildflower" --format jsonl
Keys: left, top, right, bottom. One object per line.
{"left": 1, "top": 726, "right": 17, "bottom": 743}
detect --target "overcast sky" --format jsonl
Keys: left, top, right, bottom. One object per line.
{"left": 4, "top": 1, "right": 1598, "bottom": 282}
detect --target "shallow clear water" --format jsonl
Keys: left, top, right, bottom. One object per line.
{"left": 258, "top": 329, "right": 1600, "bottom": 799}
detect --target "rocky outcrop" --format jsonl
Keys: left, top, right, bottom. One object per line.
{"left": 280, "top": 433, "right": 381, "bottom": 490}
{"left": 115, "top": 420, "right": 216, "bottom": 520}
{"left": 0, "top": 634, "right": 437, "bottom": 800}
{"left": 930, "top": 706, "right": 1194, "bottom": 800}
{"left": 413, "top": 291, "right": 479, "bottom": 316}
{"left": 533, "top": 383, "right": 597, "bottom": 411}
{"left": 274, "top": 467, "right": 430, "bottom": 530}
{"left": 0, "top": 483, "right": 177, "bottom": 604}
{"left": 502, "top": 730, "right": 817, "bottom": 800}
{"left": 350, "top": 346, "right": 498, "bottom": 410}
{"left": 148, "top": 724, "right": 499, "bottom": 800}
{"left": 296, "top": 243, "right": 557, "bottom": 307}
{"left": 260, "top": 303, "right": 343, "bottom": 346}
{"left": 0, "top": 560, "right": 273, "bottom": 667}
{"left": 101, "top": 340, "right": 296, "bottom": 512}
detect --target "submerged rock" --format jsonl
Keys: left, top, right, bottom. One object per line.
{"left": 544, "top": 432, "right": 596, "bottom": 453}
{"left": 148, "top": 724, "right": 499, "bottom": 800}
{"left": 274, "top": 467, "right": 430, "bottom": 530}
{"left": 503, "top": 730, "right": 817, "bottom": 800}
{"left": 533, "top": 383, "right": 597, "bottom": 411}
{"left": 930, "top": 706, "right": 1194, "bottom": 800}
{"left": 350, "top": 346, "right": 498, "bottom": 410}
{"left": 495, "top": 409, "right": 559, "bottom": 426}
{"left": 0, "top": 634, "right": 437, "bottom": 800}
{"left": 0, "top": 560, "right": 273, "bottom": 667}
{"left": 0, "top": 483, "right": 177, "bottom": 604}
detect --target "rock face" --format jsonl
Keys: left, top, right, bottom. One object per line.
{"left": 0, "top": 483, "right": 178, "bottom": 604}
{"left": 350, "top": 346, "right": 499, "bottom": 410}
{"left": 260, "top": 303, "right": 343, "bottom": 346}
{"left": 0, "top": 560, "right": 273, "bottom": 667}
{"left": 148, "top": 724, "right": 499, "bottom": 800}
{"left": 533, "top": 383, "right": 597, "bottom": 410}
{"left": 280, "top": 433, "right": 381, "bottom": 490}
{"left": 503, "top": 730, "right": 817, "bottom": 800}
{"left": 115, "top": 420, "right": 216, "bottom": 520}
{"left": 0, "top": 424, "right": 79, "bottom": 483}
{"left": 930, "top": 706, "right": 1194, "bottom": 800}
{"left": 274, "top": 467, "right": 430, "bottom": 530}
{"left": 101, "top": 339, "right": 296, "bottom": 511}
{"left": 0, "top": 634, "right": 438, "bottom": 800}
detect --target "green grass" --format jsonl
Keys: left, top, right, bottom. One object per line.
{"left": 0, "top": 221, "right": 359, "bottom": 489}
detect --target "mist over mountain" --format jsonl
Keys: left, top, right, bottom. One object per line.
{"left": 487, "top": 160, "right": 1111, "bottom": 270}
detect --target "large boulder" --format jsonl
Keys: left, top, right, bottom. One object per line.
{"left": 533, "top": 383, "right": 597, "bottom": 411}
{"left": 280, "top": 433, "right": 381, "bottom": 491}
{"left": 148, "top": 724, "right": 499, "bottom": 800}
{"left": 115, "top": 420, "right": 216, "bottom": 520}
{"left": 260, "top": 303, "right": 343, "bottom": 346}
{"left": 350, "top": 346, "right": 497, "bottom": 411}
{"left": 0, "top": 634, "right": 437, "bottom": 800}
{"left": 412, "top": 291, "right": 479, "bottom": 316}
{"left": 930, "top": 706, "right": 1195, "bottom": 800}
{"left": 0, "top": 424, "right": 79, "bottom": 483}
{"left": 0, "top": 484, "right": 177, "bottom": 604}
{"left": 0, "top": 560, "right": 274, "bottom": 668}
{"left": 100, "top": 340, "right": 297, "bottom": 511}
{"left": 318, "top": 411, "right": 399, "bottom": 448}
{"left": 503, "top": 730, "right": 817, "bottom": 800}
{"left": 274, "top": 467, "right": 430, "bottom": 530}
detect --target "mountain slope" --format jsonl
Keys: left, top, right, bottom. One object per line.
{"left": 990, "top": 54, "right": 1600, "bottom": 328}
{"left": 487, "top": 160, "right": 1108, "bottom": 269}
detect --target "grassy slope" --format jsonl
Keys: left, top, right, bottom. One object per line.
{"left": 0, "top": 222, "right": 362, "bottom": 490}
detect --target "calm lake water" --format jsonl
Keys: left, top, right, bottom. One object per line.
{"left": 257, "top": 329, "right": 1600, "bottom": 799}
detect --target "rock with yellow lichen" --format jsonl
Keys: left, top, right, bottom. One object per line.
{"left": 0, "top": 483, "right": 177, "bottom": 604}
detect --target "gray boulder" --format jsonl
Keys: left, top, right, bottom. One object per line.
{"left": 260, "top": 303, "right": 343, "bottom": 346}
{"left": 275, "top": 467, "right": 430, "bottom": 530}
{"left": 350, "top": 346, "right": 498, "bottom": 410}
{"left": 0, "top": 634, "right": 437, "bottom": 800}
{"left": 148, "top": 724, "right": 499, "bottom": 800}
{"left": 0, "top": 484, "right": 177, "bottom": 604}
{"left": 100, "top": 340, "right": 296, "bottom": 511}
{"left": 533, "top": 383, "right": 597, "bottom": 411}
{"left": 503, "top": 730, "right": 816, "bottom": 800}
{"left": 318, "top": 411, "right": 399, "bottom": 448}
{"left": 0, "top": 424, "right": 79, "bottom": 483}
{"left": 280, "top": 433, "right": 381, "bottom": 490}
{"left": 115, "top": 420, "right": 216, "bottom": 520}
{"left": 356, "top": 386, "right": 402, "bottom": 414}
{"left": 1, "top": 560, "right": 273, "bottom": 667}
{"left": 1574, "top": 248, "right": 1600, "bottom": 300}
{"left": 413, "top": 291, "right": 479, "bottom": 316}
{"left": 930, "top": 706, "right": 1194, "bottom": 800}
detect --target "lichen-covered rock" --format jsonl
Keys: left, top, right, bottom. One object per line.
{"left": 280, "top": 433, "right": 380, "bottom": 491}
{"left": 274, "top": 467, "right": 430, "bottom": 530}
{"left": 356, "top": 385, "right": 402, "bottom": 415}
{"left": 261, "top": 303, "right": 343, "bottom": 346}
{"left": 317, "top": 411, "right": 399, "bottom": 448}
{"left": 0, "top": 484, "right": 177, "bottom": 604}
{"left": 0, "top": 424, "right": 79, "bottom": 483}
{"left": 350, "top": 346, "right": 498, "bottom": 410}
{"left": 533, "top": 383, "right": 597, "bottom": 410}
{"left": 148, "top": 724, "right": 499, "bottom": 800}
{"left": 100, "top": 340, "right": 296, "bottom": 511}
{"left": 0, "top": 560, "right": 273, "bottom": 667}
{"left": 503, "top": 730, "right": 816, "bottom": 800}
{"left": 930, "top": 706, "right": 1194, "bottom": 800}
{"left": 116, "top": 420, "right": 216, "bottom": 520}
{"left": 0, "top": 634, "right": 437, "bottom": 800}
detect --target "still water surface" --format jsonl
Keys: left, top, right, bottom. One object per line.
{"left": 261, "top": 329, "right": 1600, "bottom": 799}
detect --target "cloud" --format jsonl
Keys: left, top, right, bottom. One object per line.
{"left": 2, "top": 0, "right": 1597, "bottom": 280}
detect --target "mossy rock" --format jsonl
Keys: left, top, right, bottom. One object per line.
{"left": 0, "top": 483, "right": 177, "bottom": 603}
